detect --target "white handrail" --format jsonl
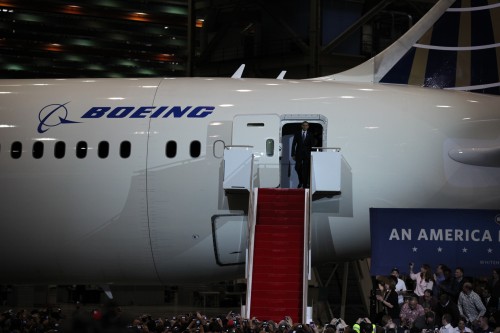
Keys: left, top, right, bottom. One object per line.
{"left": 312, "top": 147, "right": 341, "bottom": 152}
{"left": 245, "top": 159, "right": 257, "bottom": 319}
{"left": 302, "top": 189, "right": 311, "bottom": 322}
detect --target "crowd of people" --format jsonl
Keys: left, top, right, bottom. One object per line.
{"left": 0, "top": 307, "right": 323, "bottom": 333}
{"left": 0, "top": 266, "right": 498, "bottom": 333}
{"left": 374, "top": 265, "right": 499, "bottom": 333}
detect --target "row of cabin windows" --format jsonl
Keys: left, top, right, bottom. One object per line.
{"left": 4, "top": 140, "right": 202, "bottom": 159}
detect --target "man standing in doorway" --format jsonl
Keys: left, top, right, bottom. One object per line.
{"left": 291, "top": 121, "right": 314, "bottom": 188}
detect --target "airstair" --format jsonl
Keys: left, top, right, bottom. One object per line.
{"left": 223, "top": 145, "right": 367, "bottom": 323}
{"left": 247, "top": 188, "right": 309, "bottom": 323}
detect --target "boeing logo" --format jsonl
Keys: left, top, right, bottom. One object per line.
{"left": 82, "top": 105, "right": 215, "bottom": 119}
{"left": 37, "top": 104, "right": 215, "bottom": 132}
{"left": 37, "top": 103, "right": 82, "bottom": 133}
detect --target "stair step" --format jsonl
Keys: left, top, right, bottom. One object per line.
{"left": 255, "top": 225, "right": 303, "bottom": 232}
{"left": 257, "top": 209, "right": 305, "bottom": 218}
{"left": 258, "top": 195, "right": 304, "bottom": 204}
{"left": 253, "top": 239, "right": 303, "bottom": 250}
{"left": 258, "top": 190, "right": 304, "bottom": 202}
{"left": 251, "top": 290, "right": 302, "bottom": 301}
{"left": 254, "top": 232, "right": 303, "bottom": 242}
{"left": 252, "top": 284, "right": 303, "bottom": 295}
{"left": 257, "top": 217, "right": 304, "bottom": 225}
{"left": 252, "top": 272, "right": 302, "bottom": 283}
{"left": 253, "top": 247, "right": 302, "bottom": 258}
{"left": 250, "top": 297, "right": 302, "bottom": 309}
{"left": 258, "top": 188, "right": 304, "bottom": 195}
{"left": 252, "top": 262, "right": 303, "bottom": 272}
{"left": 257, "top": 201, "right": 305, "bottom": 211}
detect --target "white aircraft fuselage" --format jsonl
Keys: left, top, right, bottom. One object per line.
{"left": 0, "top": 77, "right": 499, "bottom": 285}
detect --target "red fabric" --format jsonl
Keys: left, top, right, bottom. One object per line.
{"left": 250, "top": 189, "right": 305, "bottom": 323}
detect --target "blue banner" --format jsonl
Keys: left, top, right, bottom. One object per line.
{"left": 370, "top": 208, "right": 500, "bottom": 276}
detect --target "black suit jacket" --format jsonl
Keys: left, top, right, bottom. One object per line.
{"left": 291, "top": 130, "right": 314, "bottom": 160}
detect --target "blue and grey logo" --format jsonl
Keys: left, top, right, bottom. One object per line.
{"left": 37, "top": 103, "right": 215, "bottom": 133}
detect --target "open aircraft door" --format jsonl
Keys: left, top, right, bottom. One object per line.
{"left": 232, "top": 114, "right": 281, "bottom": 188}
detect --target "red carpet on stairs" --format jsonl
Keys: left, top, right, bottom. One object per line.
{"left": 250, "top": 188, "right": 305, "bottom": 324}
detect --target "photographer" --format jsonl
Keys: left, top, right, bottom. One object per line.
{"left": 326, "top": 318, "right": 349, "bottom": 333}
{"left": 187, "top": 316, "right": 205, "bottom": 333}
{"left": 291, "top": 323, "right": 313, "bottom": 333}
{"left": 259, "top": 320, "right": 277, "bottom": 333}
{"left": 353, "top": 318, "right": 376, "bottom": 333}
{"left": 276, "top": 316, "right": 293, "bottom": 333}
{"left": 208, "top": 316, "right": 224, "bottom": 333}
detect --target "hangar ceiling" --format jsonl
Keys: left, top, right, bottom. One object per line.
{"left": 0, "top": 0, "right": 437, "bottom": 79}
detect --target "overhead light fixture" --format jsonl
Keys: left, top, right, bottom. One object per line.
{"left": 44, "top": 43, "right": 63, "bottom": 52}
{"left": 63, "top": 5, "right": 82, "bottom": 14}
{"left": 127, "top": 12, "right": 150, "bottom": 22}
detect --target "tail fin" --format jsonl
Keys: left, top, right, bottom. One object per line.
{"left": 319, "top": 0, "right": 500, "bottom": 96}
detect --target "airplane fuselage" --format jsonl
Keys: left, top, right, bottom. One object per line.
{"left": 1, "top": 77, "right": 499, "bottom": 284}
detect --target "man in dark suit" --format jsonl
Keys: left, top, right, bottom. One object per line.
{"left": 291, "top": 121, "right": 314, "bottom": 188}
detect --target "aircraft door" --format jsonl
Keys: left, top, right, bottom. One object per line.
{"left": 232, "top": 114, "right": 280, "bottom": 188}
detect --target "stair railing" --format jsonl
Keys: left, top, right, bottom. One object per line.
{"left": 244, "top": 162, "right": 257, "bottom": 319}
{"left": 302, "top": 188, "right": 312, "bottom": 322}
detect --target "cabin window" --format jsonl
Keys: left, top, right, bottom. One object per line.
{"left": 11, "top": 141, "right": 22, "bottom": 159}
{"left": 120, "top": 141, "right": 131, "bottom": 158}
{"left": 32, "top": 141, "right": 44, "bottom": 159}
{"left": 76, "top": 141, "right": 87, "bottom": 159}
{"left": 98, "top": 141, "right": 109, "bottom": 159}
{"left": 54, "top": 141, "right": 66, "bottom": 159}
{"left": 190, "top": 140, "right": 201, "bottom": 158}
{"left": 166, "top": 140, "right": 177, "bottom": 158}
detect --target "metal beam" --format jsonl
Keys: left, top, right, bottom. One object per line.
{"left": 187, "top": 0, "right": 195, "bottom": 76}
{"left": 340, "top": 262, "right": 349, "bottom": 320}
{"left": 309, "top": 0, "right": 321, "bottom": 77}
